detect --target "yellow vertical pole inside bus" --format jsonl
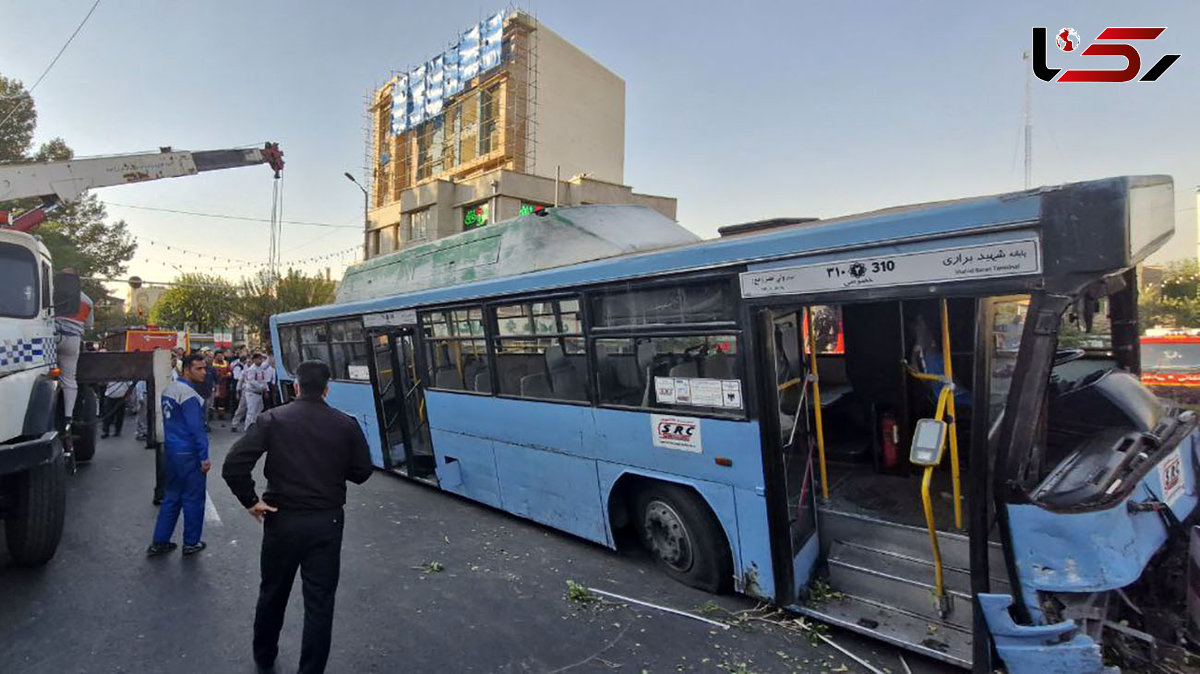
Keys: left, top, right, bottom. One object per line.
{"left": 939, "top": 299, "right": 963, "bottom": 530}
{"left": 806, "top": 309, "right": 830, "bottom": 499}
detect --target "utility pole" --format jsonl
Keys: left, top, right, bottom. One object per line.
{"left": 344, "top": 172, "right": 369, "bottom": 258}
{"left": 1022, "top": 50, "right": 1033, "bottom": 189}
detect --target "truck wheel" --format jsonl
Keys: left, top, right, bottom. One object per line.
{"left": 634, "top": 483, "right": 732, "bottom": 593}
{"left": 5, "top": 454, "right": 67, "bottom": 566}
{"left": 72, "top": 387, "right": 98, "bottom": 462}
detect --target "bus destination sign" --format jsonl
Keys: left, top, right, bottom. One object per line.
{"left": 739, "top": 236, "right": 1041, "bottom": 298}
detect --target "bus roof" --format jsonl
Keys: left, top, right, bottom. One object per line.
{"left": 336, "top": 205, "right": 700, "bottom": 304}
{"left": 276, "top": 175, "right": 1173, "bottom": 326}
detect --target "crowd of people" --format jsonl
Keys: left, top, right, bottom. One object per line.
{"left": 95, "top": 345, "right": 281, "bottom": 439}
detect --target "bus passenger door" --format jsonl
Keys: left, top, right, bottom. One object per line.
{"left": 758, "top": 308, "right": 821, "bottom": 601}
{"left": 369, "top": 331, "right": 409, "bottom": 473}
{"left": 368, "top": 328, "right": 436, "bottom": 483}
{"left": 395, "top": 330, "right": 435, "bottom": 481}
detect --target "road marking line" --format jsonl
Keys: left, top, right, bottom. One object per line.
{"left": 204, "top": 491, "right": 222, "bottom": 524}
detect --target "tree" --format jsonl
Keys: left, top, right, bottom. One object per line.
{"left": 236, "top": 269, "right": 336, "bottom": 343}
{"left": 151, "top": 274, "right": 237, "bottom": 332}
{"left": 37, "top": 195, "right": 137, "bottom": 299}
{"left": 0, "top": 74, "right": 136, "bottom": 301}
{"left": 0, "top": 75, "right": 35, "bottom": 163}
{"left": 1140, "top": 261, "right": 1200, "bottom": 329}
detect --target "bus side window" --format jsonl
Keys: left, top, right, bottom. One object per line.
{"left": 595, "top": 334, "right": 743, "bottom": 415}
{"left": 299, "top": 323, "right": 331, "bottom": 363}
{"left": 492, "top": 298, "right": 587, "bottom": 402}
{"left": 421, "top": 307, "right": 488, "bottom": 392}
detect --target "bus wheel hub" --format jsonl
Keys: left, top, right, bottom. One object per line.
{"left": 644, "top": 500, "right": 693, "bottom": 572}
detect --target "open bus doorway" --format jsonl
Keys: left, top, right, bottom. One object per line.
{"left": 366, "top": 328, "right": 436, "bottom": 483}
{"left": 760, "top": 295, "right": 1006, "bottom": 667}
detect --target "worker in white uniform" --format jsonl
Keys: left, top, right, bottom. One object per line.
{"left": 234, "top": 353, "right": 269, "bottom": 432}
{"left": 54, "top": 271, "right": 93, "bottom": 436}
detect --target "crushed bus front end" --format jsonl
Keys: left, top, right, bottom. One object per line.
{"left": 985, "top": 404, "right": 1200, "bottom": 672}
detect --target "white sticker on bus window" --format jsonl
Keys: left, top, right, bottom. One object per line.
{"left": 739, "top": 236, "right": 1041, "bottom": 298}
{"left": 654, "top": 377, "right": 676, "bottom": 404}
{"left": 347, "top": 365, "right": 371, "bottom": 381}
{"left": 721, "top": 380, "right": 743, "bottom": 408}
{"left": 1159, "top": 449, "right": 1184, "bottom": 506}
{"left": 674, "top": 378, "right": 692, "bottom": 404}
{"left": 652, "top": 414, "right": 702, "bottom": 452}
{"left": 691, "top": 378, "right": 724, "bottom": 407}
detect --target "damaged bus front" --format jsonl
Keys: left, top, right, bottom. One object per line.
{"left": 982, "top": 176, "right": 1199, "bottom": 672}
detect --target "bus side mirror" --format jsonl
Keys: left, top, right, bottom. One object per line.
{"left": 53, "top": 271, "right": 81, "bottom": 315}
{"left": 909, "top": 418, "right": 947, "bottom": 467}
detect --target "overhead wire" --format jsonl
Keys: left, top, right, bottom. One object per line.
{"left": 108, "top": 199, "right": 355, "bottom": 227}
{"left": 0, "top": 0, "right": 102, "bottom": 127}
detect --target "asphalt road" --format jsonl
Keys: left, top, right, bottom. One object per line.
{"left": 0, "top": 417, "right": 955, "bottom": 673}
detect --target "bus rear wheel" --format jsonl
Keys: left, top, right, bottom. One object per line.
{"left": 634, "top": 484, "right": 732, "bottom": 593}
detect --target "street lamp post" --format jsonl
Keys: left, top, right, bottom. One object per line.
{"left": 344, "top": 172, "right": 368, "bottom": 259}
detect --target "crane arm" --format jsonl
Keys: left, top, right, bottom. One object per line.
{"left": 0, "top": 142, "right": 284, "bottom": 232}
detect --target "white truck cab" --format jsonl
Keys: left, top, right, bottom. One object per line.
{"left": 0, "top": 228, "right": 80, "bottom": 565}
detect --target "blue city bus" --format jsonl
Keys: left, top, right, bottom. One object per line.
{"left": 270, "top": 178, "right": 1197, "bottom": 672}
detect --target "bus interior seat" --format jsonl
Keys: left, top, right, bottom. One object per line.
{"left": 520, "top": 372, "right": 552, "bottom": 398}
{"left": 669, "top": 361, "right": 699, "bottom": 378}
{"left": 817, "top": 356, "right": 853, "bottom": 408}
{"left": 703, "top": 353, "right": 735, "bottom": 380}
{"left": 474, "top": 370, "right": 491, "bottom": 393}
{"left": 435, "top": 368, "right": 460, "bottom": 389}
{"left": 545, "top": 345, "right": 586, "bottom": 401}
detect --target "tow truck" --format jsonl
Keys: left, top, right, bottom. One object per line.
{"left": 0, "top": 143, "right": 283, "bottom": 565}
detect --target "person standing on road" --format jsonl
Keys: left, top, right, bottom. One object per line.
{"left": 54, "top": 270, "right": 93, "bottom": 436}
{"left": 222, "top": 360, "right": 372, "bottom": 674}
{"left": 134, "top": 379, "right": 148, "bottom": 441}
{"left": 233, "top": 353, "right": 269, "bottom": 432}
{"left": 100, "top": 380, "right": 132, "bottom": 438}
{"left": 147, "top": 354, "right": 211, "bottom": 556}
{"left": 229, "top": 352, "right": 248, "bottom": 428}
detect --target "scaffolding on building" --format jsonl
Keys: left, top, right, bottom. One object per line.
{"left": 365, "top": 9, "right": 541, "bottom": 210}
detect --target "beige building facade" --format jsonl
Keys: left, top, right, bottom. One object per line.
{"left": 363, "top": 11, "right": 675, "bottom": 259}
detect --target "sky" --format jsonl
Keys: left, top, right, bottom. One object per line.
{"left": 2, "top": 1, "right": 1197, "bottom": 298}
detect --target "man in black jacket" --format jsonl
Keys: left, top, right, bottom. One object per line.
{"left": 222, "top": 360, "right": 373, "bottom": 674}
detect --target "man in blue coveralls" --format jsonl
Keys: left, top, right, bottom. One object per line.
{"left": 147, "top": 353, "right": 212, "bottom": 556}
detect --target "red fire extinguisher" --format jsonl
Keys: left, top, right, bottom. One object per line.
{"left": 880, "top": 413, "right": 899, "bottom": 470}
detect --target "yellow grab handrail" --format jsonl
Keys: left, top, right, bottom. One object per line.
{"left": 939, "top": 299, "right": 963, "bottom": 530}
{"left": 805, "top": 309, "right": 830, "bottom": 500}
{"left": 920, "top": 384, "right": 954, "bottom": 616}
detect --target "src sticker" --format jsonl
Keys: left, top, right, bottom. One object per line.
{"left": 651, "top": 414, "right": 702, "bottom": 453}
{"left": 1159, "top": 449, "right": 1184, "bottom": 507}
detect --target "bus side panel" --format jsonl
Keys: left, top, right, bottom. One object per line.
{"left": 425, "top": 393, "right": 604, "bottom": 537}
{"left": 433, "top": 394, "right": 588, "bottom": 455}
{"left": 324, "top": 381, "right": 385, "bottom": 468}
{"left": 494, "top": 440, "right": 608, "bottom": 544}
{"left": 429, "top": 428, "right": 504, "bottom": 509}
{"left": 585, "top": 408, "right": 765, "bottom": 491}
{"left": 733, "top": 485, "right": 778, "bottom": 600}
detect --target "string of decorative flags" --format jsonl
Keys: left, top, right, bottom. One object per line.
{"left": 132, "top": 235, "right": 360, "bottom": 271}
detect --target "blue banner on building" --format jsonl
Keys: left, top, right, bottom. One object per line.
{"left": 391, "top": 8, "right": 510, "bottom": 136}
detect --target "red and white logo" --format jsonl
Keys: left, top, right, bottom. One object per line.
{"left": 1032, "top": 26, "right": 1181, "bottom": 83}
{"left": 1056, "top": 27, "right": 1081, "bottom": 51}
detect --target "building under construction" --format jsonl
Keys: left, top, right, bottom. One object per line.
{"left": 362, "top": 9, "right": 675, "bottom": 259}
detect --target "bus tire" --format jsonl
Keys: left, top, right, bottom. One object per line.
{"left": 634, "top": 483, "right": 732, "bottom": 593}
{"left": 4, "top": 454, "right": 67, "bottom": 566}
{"left": 72, "top": 387, "right": 98, "bottom": 463}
